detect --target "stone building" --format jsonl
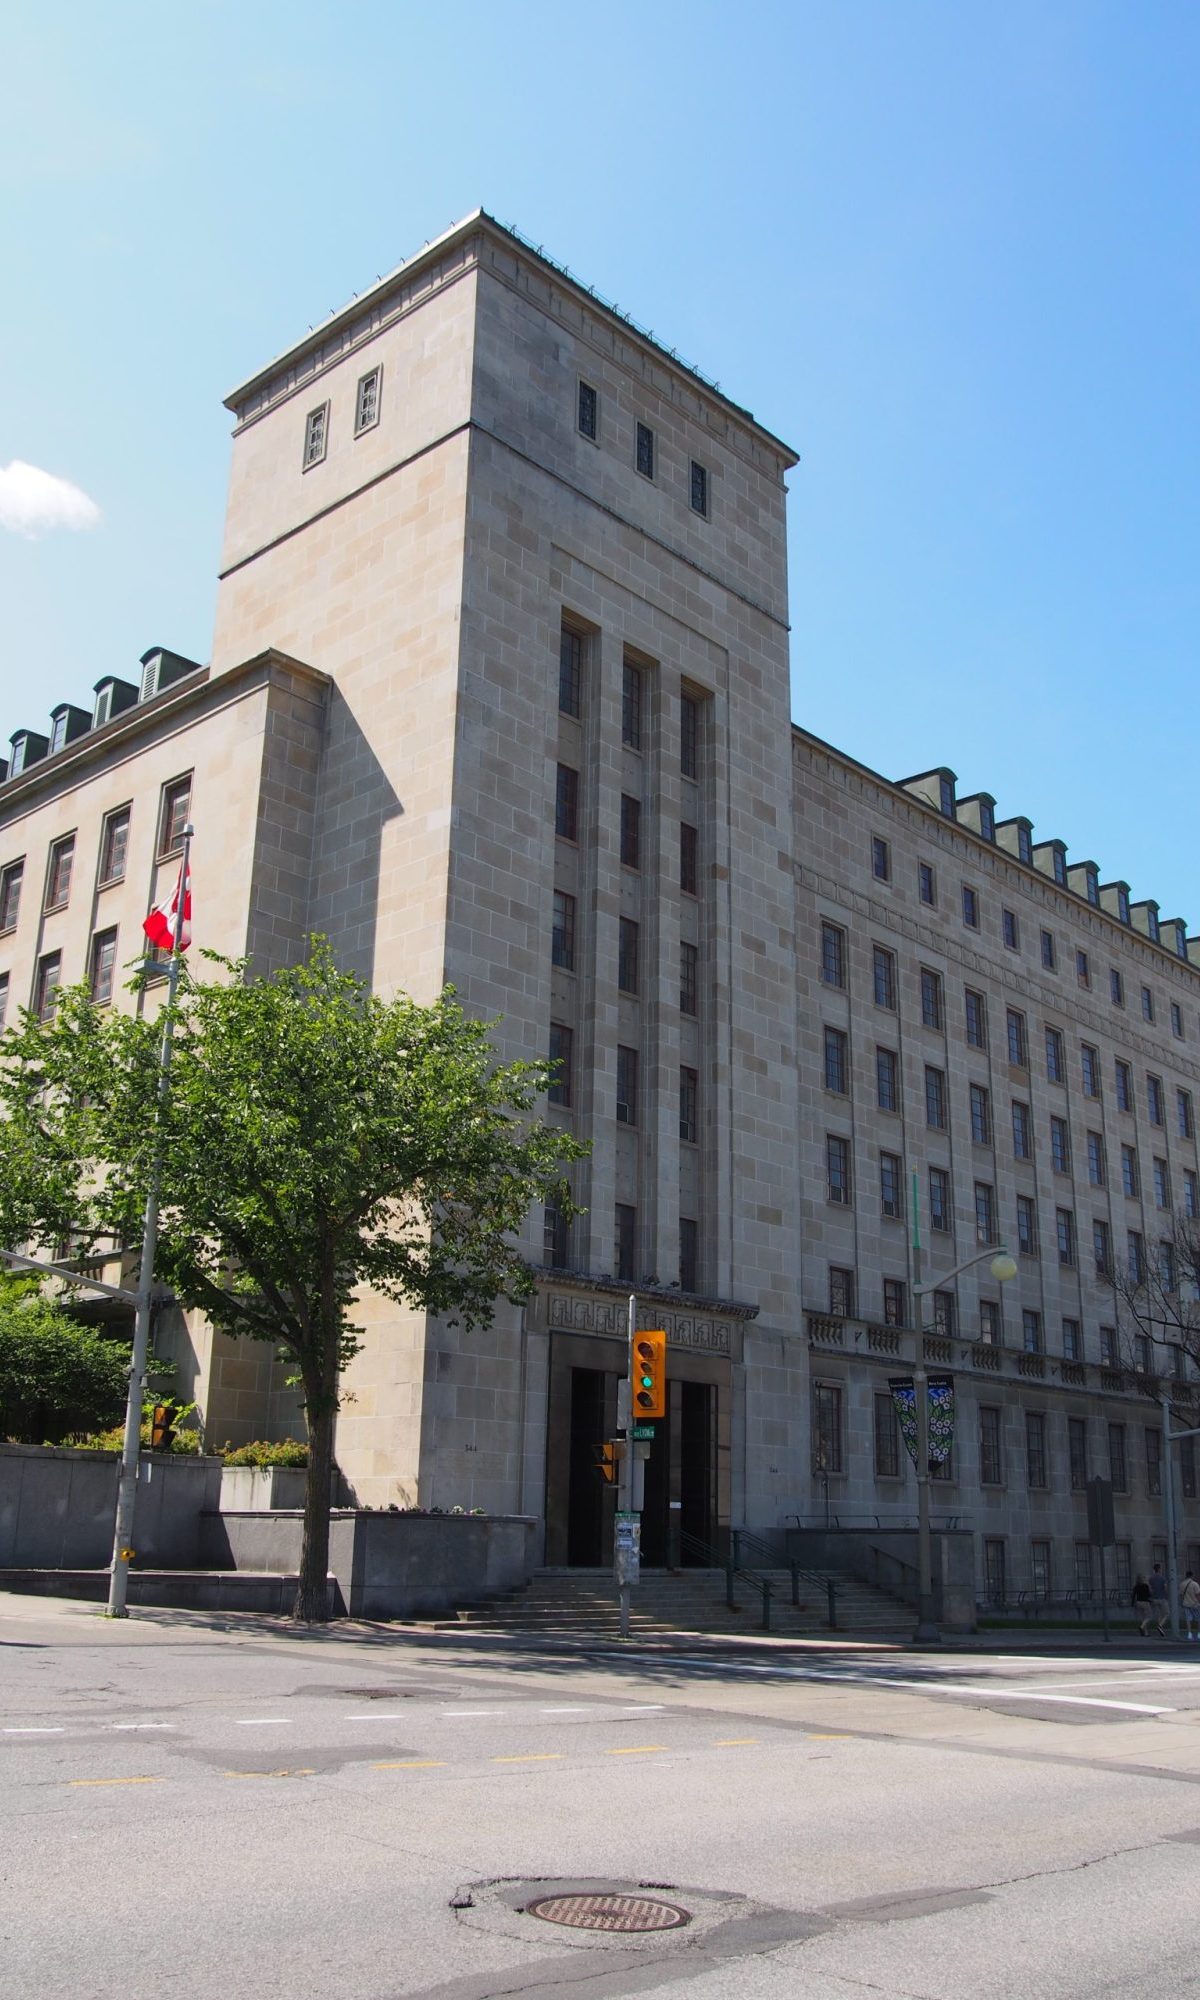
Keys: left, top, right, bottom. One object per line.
{"left": 1, "top": 210, "right": 1196, "bottom": 1602}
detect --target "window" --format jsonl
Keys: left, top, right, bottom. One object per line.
{"left": 679, "top": 1217, "right": 699, "bottom": 1293}
{"left": 1116, "top": 1059, "right": 1132, "bottom": 1112}
{"left": 883, "top": 1277, "right": 907, "bottom": 1327}
{"left": 577, "top": 380, "right": 598, "bottom": 440}
{"left": 689, "top": 460, "right": 709, "bottom": 516}
{"left": 872, "top": 945, "right": 896, "bottom": 1009}
{"left": 1147, "top": 1075, "right": 1165, "bottom": 1127}
{"left": 1022, "top": 1308, "right": 1042, "bottom": 1354}
{"left": 1179, "top": 1089, "right": 1194, "bottom": 1139}
{"left": 45, "top": 835, "right": 74, "bottom": 911}
{"left": 1108, "top": 1422, "right": 1128, "bottom": 1492}
{"left": 680, "top": 694, "right": 699, "bottom": 778}
{"left": 920, "top": 967, "right": 943, "bottom": 1029}
{"left": 1081, "top": 1044, "right": 1100, "bottom": 1098}
{"left": 1146, "top": 1426, "right": 1163, "bottom": 1498}
{"left": 962, "top": 884, "right": 979, "bottom": 930}
{"left": 965, "top": 989, "right": 987, "bottom": 1049}
{"left": 1006, "top": 1009, "right": 1027, "bottom": 1067}
{"left": 616, "top": 1046, "right": 638, "bottom": 1125}
{"left": 1158, "top": 1240, "right": 1176, "bottom": 1291}
{"left": 1026, "top": 1413, "right": 1048, "bottom": 1489}
{"left": 1074, "top": 1541, "right": 1093, "bottom": 1599}
{"left": 1045, "top": 1026, "right": 1064, "bottom": 1083}
{"left": 680, "top": 941, "right": 698, "bottom": 1016}
{"left": 1018, "top": 826, "right": 1033, "bottom": 866}
{"left": 89, "top": 928, "right": 118, "bottom": 1007}
{"left": 1087, "top": 1131, "right": 1105, "bottom": 1185}
{"left": 1031, "top": 1539, "right": 1052, "bottom": 1599}
{"left": 1056, "top": 1208, "right": 1076, "bottom": 1266}
{"left": 1142, "top": 985, "right": 1155, "bottom": 1023}
{"left": 1184, "top": 1169, "right": 1198, "bottom": 1220}
{"left": 919, "top": 862, "right": 936, "bottom": 906}
{"left": 1062, "top": 1317, "right": 1081, "bottom": 1361}
{"left": 0, "top": 973, "right": 7, "bottom": 1029}
{"left": 1121, "top": 1145, "right": 1139, "bottom": 1198}
{"left": 34, "top": 951, "right": 61, "bottom": 1022}
{"left": 812, "top": 1382, "right": 844, "bottom": 1473}
{"left": 615, "top": 1204, "right": 637, "bottom": 1281}
{"left": 548, "top": 1024, "right": 573, "bottom": 1106}
{"left": 975, "top": 1182, "right": 996, "bottom": 1246}
{"left": 984, "top": 1538, "right": 1007, "bottom": 1606}
{"left": 558, "top": 626, "right": 582, "bottom": 716}
{"left": 874, "top": 1392, "right": 900, "bottom": 1478}
{"left": 1002, "top": 908, "right": 1019, "bottom": 950}
{"left": 1153, "top": 1158, "right": 1170, "bottom": 1210}
{"left": 554, "top": 764, "right": 579, "bottom": 841}
{"left": 939, "top": 775, "right": 955, "bottom": 817}
{"left": 1172, "top": 1002, "right": 1184, "bottom": 1040}
{"left": 618, "top": 917, "right": 639, "bottom": 994}
{"left": 0, "top": 861, "right": 22, "bottom": 933}
{"left": 551, "top": 891, "right": 576, "bottom": 970}
{"left": 980, "top": 1408, "right": 1003, "bottom": 1485}
{"left": 544, "top": 1198, "right": 571, "bottom": 1270}
{"left": 828, "top": 1267, "right": 855, "bottom": 1318}
{"left": 1012, "top": 1100, "right": 1032, "bottom": 1159}
{"left": 1069, "top": 1419, "right": 1088, "bottom": 1490}
{"left": 871, "top": 836, "right": 891, "bottom": 882}
{"left": 1182, "top": 1437, "right": 1198, "bottom": 1501}
{"left": 1050, "top": 1116, "right": 1070, "bottom": 1174}
{"left": 970, "top": 1082, "right": 991, "bottom": 1146}
{"left": 680, "top": 822, "right": 698, "bottom": 896}
{"left": 929, "top": 1167, "right": 950, "bottom": 1232}
{"left": 619, "top": 794, "right": 641, "bottom": 868}
{"left": 1128, "top": 1232, "right": 1146, "bottom": 1285}
{"left": 1110, "top": 968, "right": 1124, "bottom": 1006}
{"left": 635, "top": 421, "right": 655, "bottom": 479}
{"left": 1076, "top": 949, "right": 1090, "bottom": 987}
{"left": 1093, "top": 1219, "right": 1111, "bottom": 1277}
{"left": 98, "top": 808, "right": 130, "bottom": 887}
{"left": 820, "top": 921, "right": 846, "bottom": 988}
{"left": 876, "top": 1047, "right": 898, "bottom": 1113}
{"left": 622, "top": 663, "right": 643, "bottom": 749}
{"left": 880, "top": 1152, "right": 903, "bottom": 1219}
{"left": 302, "top": 403, "right": 328, "bottom": 468}
{"left": 679, "top": 1067, "right": 698, "bottom": 1144}
{"left": 354, "top": 367, "right": 381, "bottom": 435}
{"left": 1017, "top": 1194, "right": 1038, "bottom": 1255}
{"left": 157, "top": 775, "right": 191, "bottom": 862}
{"left": 1040, "top": 929, "right": 1056, "bottom": 970}
{"left": 935, "top": 1295, "right": 955, "bottom": 1341}
{"left": 925, "top": 1065, "right": 946, "bottom": 1129}
{"left": 980, "top": 800, "right": 995, "bottom": 840}
{"left": 1100, "top": 1324, "right": 1117, "bottom": 1365}
{"left": 978, "top": 1299, "right": 1000, "bottom": 1345}
{"left": 826, "top": 1134, "right": 851, "bottom": 1205}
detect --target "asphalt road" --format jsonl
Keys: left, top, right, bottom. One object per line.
{"left": 4, "top": 1594, "right": 1200, "bottom": 1999}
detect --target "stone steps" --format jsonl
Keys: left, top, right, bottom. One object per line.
{"left": 418, "top": 1566, "right": 908, "bottom": 1638}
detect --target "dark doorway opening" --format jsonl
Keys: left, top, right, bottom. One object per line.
{"left": 567, "top": 1367, "right": 608, "bottom": 1567}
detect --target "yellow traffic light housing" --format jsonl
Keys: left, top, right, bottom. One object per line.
{"left": 633, "top": 1330, "right": 667, "bottom": 1418}
{"left": 592, "top": 1441, "right": 623, "bottom": 1484}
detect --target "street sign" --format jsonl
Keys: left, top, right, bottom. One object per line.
{"left": 632, "top": 1425, "right": 656, "bottom": 1441}
{"left": 1086, "top": 1476, "right": 1115, "bottom": 1548}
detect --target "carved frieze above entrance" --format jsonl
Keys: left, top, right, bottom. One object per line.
{"left": 537, "top": 1284, "right": 745, "bottom": 1362}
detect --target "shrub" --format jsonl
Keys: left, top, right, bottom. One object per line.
{"left": 221, "top": 1438, "right": 308, "bottom": 1468}
{"left": 0, "top": 1294, "right": 130, "bottom": 1445}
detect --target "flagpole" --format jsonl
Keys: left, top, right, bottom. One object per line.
{"left": 107, "top": 824, "right": 193, "bottom": 1617}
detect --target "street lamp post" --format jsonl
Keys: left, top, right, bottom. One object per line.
{"left": 909, "top": 1170, "right": 1017, "bottom": 1643}
{"left": 1160, "top": 1386, "right": 1200, "bottom": 1641}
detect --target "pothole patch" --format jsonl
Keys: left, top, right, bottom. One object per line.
{"left": 526, "top": 1892, "right": 689, "bottom": 1934}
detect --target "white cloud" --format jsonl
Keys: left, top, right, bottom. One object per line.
{"left": 0, "top": 460, "right": 101, "bottom": 538}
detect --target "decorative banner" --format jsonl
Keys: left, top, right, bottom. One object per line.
{"left": 889, "top": 1374, "right": 955, "bottom": 1473}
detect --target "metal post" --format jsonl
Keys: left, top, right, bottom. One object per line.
{"left": 107, "top": 826, "right": 192, "bottom": 1618}
{"left": 617, "top": 1291, "right": 635, "bottom": 1640}
{"left": 910, "top": 1182, "right": 938, "bottom": 1644}
{"left": 1098, "top": 1541, "right": 1110, "bottom": 1644}
{"left": 1162, "top": 1389, "right": 1180, "bottom": 1641}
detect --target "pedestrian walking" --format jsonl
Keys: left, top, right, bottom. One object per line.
{"left": 1149, "top": 1562, "right": 1170, "bottom": 1636}
{"left": 1132, "top": 1573, "right": 1153, "bottom": 1636}
{"left": 1181, "top": 1571, "right": 1200, "bottom": 1642}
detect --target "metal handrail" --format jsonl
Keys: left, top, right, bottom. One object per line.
{"left": 679, "top": 1529, "right": 838, "bottom": 1631}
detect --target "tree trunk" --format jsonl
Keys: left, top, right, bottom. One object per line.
{"left": 294, "top": 1349, "right": 337, "bottom": 1623}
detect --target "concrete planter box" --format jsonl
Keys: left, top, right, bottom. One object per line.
{"left": 0, "top": 1443, "right": 223, "bottom": 1569}
{"left": 219, "top": 1466, "right": 308, "bottom": 1512}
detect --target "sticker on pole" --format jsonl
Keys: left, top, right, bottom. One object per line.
{"left": 614, "top": 1511, "right": 641, "bottom": 1586}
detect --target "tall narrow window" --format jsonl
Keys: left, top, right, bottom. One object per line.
{"left": 89, "top": 928, "right": 118, "bottom": 1007}
{"left": 620, "top": 795, "right": 641, "bottom": 868}
{"left": 1040, "top": 929, "right": 1056, "bottom": 970}
{"left": 871, "top": 836, "right": 891, "bottom": 882}
{"left": 1069, "top": 1418, "right": 1088, "bottom": 1490}
{"left": 975, "top": 1182, "right": 996, "bottom": 1245}
{"left": 680, "top": 942, "right": 698, "bottom": 1017}
{"left": 824, "top": 1027, "right": 848, "bottom": 1094}
{"left": 1147, "top": 1075, "right": 1165, "bottom": 1126}
{"left": 962, "top": 884, "right": 979, "bottom": 929}
{"left": 875, "top": 1047, "right": 898, "bottom": 1112}
{"left": 925, "top": 1066, "right": 946, "bottom": 1129}
{"left": 45, "top": 836, "right": 74, "bottom": 912}
{"left": 548, "top": 1023, "right": 573, "bottom": 1107}
{"left": 1006, "top": 1008, "right": 1027, "bottom": 1067}
{"left": 829, "top": 1267, "right": 855, "bottom": 1317}
{"left": 0, "top": 973, "right": 8, "bottom": 1029}
{"left": 1045, "top": 1026, "right": 1064, "bottom": 1083}
{"left": 0, "top": 861, "right": 22, "bottom": 933}
{"left": 354, "top": 367, "right": 381, "bottom": 435}
{"left": 1022, "top": 1309, "right": 1042, "bottom": 1354}
{"left": 920, "top": 967, "right": 943, "bottom": 1029}
{"left": 1017, "top": 1194, "right": 1037, "bottom": 1255}
{"left": 34, "top": 951, "right": 61, "bottom": 1023}
{"left": 622, "top": 663, "right": 643, "bottom": 749}
{"left": 1110, "top": 968, "right": 1124, "bottom": 1007}
{"left": 1142, "top": 985, "right": 1155, "bottom": 1023}
{"left": 883, "top": 1278, "right": 907, "bottom": 1326}
{"left": 1002, "top": 908, "right": 1019, "bottom": 950}
{"left": 1026, "top": 1413, "right": 1047, "bottom": 1489}
{"left": 1050, "top": 1116, "right": 1070, "bottom": 1174}
{"left": 679, "top": 1066, "right": 698, "bottom": 1144}
{"left": 1115, "top": 1059, "right": 1132, "bottom": 1112}
{"left": 551, "top": 891, "right": 576, "bottom": 970}
{"left": 872, "top": 945, "right": 896, "bottom": 1009}
{"left": 1108, "top": 1422, "right": 1128, "bottom": 1492}
{"left": 826, "top": 1134, "right": 850, "bottom": 1205}
{"left": 615, "top": 1046, "right": 638, "bottom": 1126}
{"left": 558, "top": 627, "right": 582, "bottom": 717}
{"left": 1121, "top": 1145, "right": 1139, "bottom": 1198}
{"left": 970, "top": 1083, "right": 992, "bottom": 1146}
{"left": 1180, "top": 1090, "right": 1194, "bottom": 1140}
{"left": 680, "top": 823, "right": 698, "bottom": 896}
{"left": 98, "top": 807, "right": 130, "bottom": 887}
{"left": 880, "top": 1152, "right": 903, "bottom": 1218}
{"left": 689, "top": 460, "right": 709, "bottom": 516}
{"left": 544, "top": 1198, "right": 571, "bottom": 1270}
{"left": 929, "top": 1167, "right": 950, "bottom": 1232}
{"left": 874, "top": 1393, "right": 900, "bottom": 1478}
{"left": 635, "top": 422, "right": 655, "bottom": 479}
{"left": 302, "top": 403, "right": 328, "bottom": 468}
{"left": 980, "top": 1408, "right": 1003, "bottom": 1485}
{"left": 1081, "top": 1044, "right": 1100, "bottom": 1098}
{"left": 555, "top": 765, "right": 579, "bottom": 841}
{"left": 577, "top": 380, "right": 598, "bottom": 440}
{"left": 1056, "top": 1208, "right": 1076, "bottom": 1266}
{"left": 159, "top": 776, "right": 192, "bottom": 858}
{"left": 812, "top": 1383, "right": 844, "bottom": 1474}
{"left": 1087, "top": 1131, "right": 1105, "bottom": 1185}
{"left": 965, "top": 989, "right": 987, "bottom": 1049}
{"left": 822, "top": 922, "right": 847, "bottom": 988}
{"left": 618, "top": 917, "right": 639, "bottom": 994}
{"left": 680, "top": 694, "right": 699, "bottom": 778}
{"left": 1062, "top": 1317, "right": 1081, "bottom": 1360}
{"left": 919, "top": 863, "right": 936, "bottom": 906}
{"left": 1012, "top": 1100, "right": 1032, "bottom": 1159}
{"left": 1093, "top": 1219, "right": 1111, "bottom": 1276}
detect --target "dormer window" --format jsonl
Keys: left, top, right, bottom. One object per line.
{"left": 49, "top": 712, "right": 68, "bottom": 754}
{"left": 1085, "top": 866, "right": 1099, "bottom": 906}
{"left": 1147, "top": 908, "right": 1160, "bottom": 943}
{"left": 1052, "top": 848, "right": 1067, "bottom": 886}
{"left": 979, "top": 800, "right": 995, "bottom": 841}
{"left": 1175, "top": 924, "right": 1189, "bottom": 960}
{"left": 10, "top": 738, "right": 26, "bottom": 777}
{"left": 938, "top": 775, "right": 955, "bottom": 818}
{"left": 94, "top": 685, "right": 113, "bottom": 727}
{"left": 1118, "top": 887, "right": 1131, "bottom": 924}
{"left": 1018, "top": 825, "right": 1033, "bottom": 866}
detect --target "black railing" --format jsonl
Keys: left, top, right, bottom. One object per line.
{"left": 680, "top": 1529, "right": 837, "bottom": 1631}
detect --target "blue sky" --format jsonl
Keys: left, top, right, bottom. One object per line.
{"left": 2, "top": 1, "right": 1196, "bottom": 924}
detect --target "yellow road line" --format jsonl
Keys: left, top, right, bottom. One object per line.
{"left": 605, "top": 1745, "right": 668, "bottom": 1756}
{"left": 70, "top": 1776, "right": 162, "bottom": 1788}
{"left": 807, "top": 1733, "right": 852, "bottom": 1739}
{"left": 713, "top": 1737, "right": 758, "bottom": 1746}
{"left": 491, "top": 1753, "right": 564, "bottom": 1764}
{"left": 373, "top": 1759, "right": 446, "bottom": 1770}
{"left": 222, "top": 1768, "right": 315, "bottom": 1779}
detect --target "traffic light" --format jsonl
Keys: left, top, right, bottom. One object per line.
{"left": 592, "top": 1441, "right": 623, "bottom": 1484}
{"left": 150, "top": 1403, "right": 175, "bottom": 1452}
{"left": 633, "top": 1330, "right": 667, "bottom": 1418}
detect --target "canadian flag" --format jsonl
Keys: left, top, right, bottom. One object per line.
{"left": 143, "top": 864, "right": 192, "bottom": 953}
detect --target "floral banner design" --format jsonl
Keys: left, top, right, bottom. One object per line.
{"left": 889, "top": 1374, "right": 955, "bottom": 1472}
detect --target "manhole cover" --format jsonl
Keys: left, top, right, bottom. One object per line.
{"left": 526, "top": 1893, "right": 689, "bottom": 1933}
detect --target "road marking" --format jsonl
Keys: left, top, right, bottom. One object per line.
{"left": 622, "top": 1705, "right": 665, "bottom": 1712}
{"left": 223, "top": 1769, "right": 315, "bottom": 1780}
{"left": 374, "top": 1760, "right": 446, "bottom": 1770}
{"left": 449, "top": 1710, "right": 503, "bottom": 1717}
{"left": 540, "top": 1706, "right": 595, "bottom": 1714}
{"left": 808, "top": 1733, "right": 853, "bottom": 1739}
{"left": 235, "top": 1718, "right": 289, "bottom": 1726}
{"left": 713, "top": 1737, "right": 758, "bottom": 1746}
{"left": 930, "top": 1686, "right": 1175, "bottom": 1715}
{"left": 343, "top": 1713, "right": 406, "bottom": 1721}
{"left": 491, "top": 1753, "right": 565, "bottom": 1764}
{"left": 70, "top": 1776, "right": 162, "bottom": 1788}
{"left": 606, "top": 1745, "right": 668, "bottom": 1756}
{"left": 4, "top": 1726, "right": 64, "bottom": 1735}
{"left": 632, "top": 1651, "right": 1178, "bottom": 1713}
{"left": 110, "top": 1723, "right": 175, "bottom": 1732}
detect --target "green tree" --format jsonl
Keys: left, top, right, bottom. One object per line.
{"left": 0, "top": 943, "right": 584, "bottom": 1620}
{"left": 0, "top": 1278, "right": 131, "bottom": 1444}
